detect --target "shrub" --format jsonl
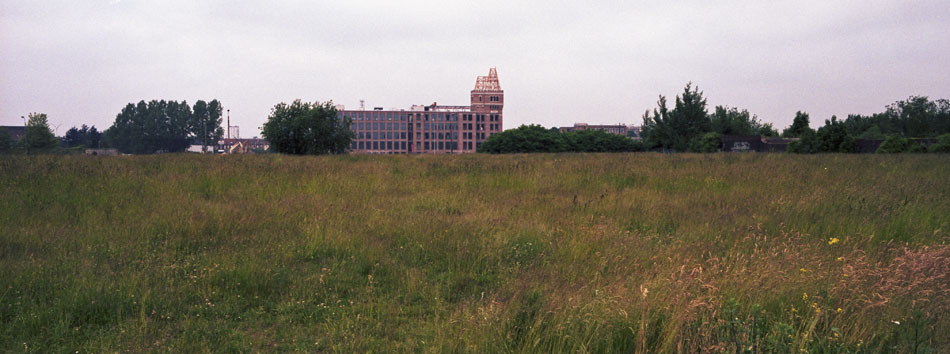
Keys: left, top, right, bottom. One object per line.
{"left": 929, "top": 133, "right": 950, "bottom": 153}
{"left": 877, "top": 136, "right": 910, "bottom": 153}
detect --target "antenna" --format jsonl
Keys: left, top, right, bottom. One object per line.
{"left": 227, "top": 109, "right": 230, "bottom": 140}
{"left": 360, "top": 99, "right": 365, "bottom": 110}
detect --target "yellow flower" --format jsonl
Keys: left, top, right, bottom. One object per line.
{"left": 800, "top": 268, "right": 808, "bottom": 273}
{"left": 836, "top": 308, "right": 843, "bottom": 313}
{"left": 828, "top": 237, "right": 840, "bottom": 245}
{"left": 802, "top": 292, "right": 808, "bottom": 300}
{"left": 836, "top": 256, "right": 844, "bottom": 261}
{"left": 791, "top": 306, "right": 797, "bottom": 313}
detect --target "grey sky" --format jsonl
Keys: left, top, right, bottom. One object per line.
{"left": 2, "top": 1, "right": 948, "bottom": 136}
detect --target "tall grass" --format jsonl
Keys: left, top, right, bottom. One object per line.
{"left": 1, "top": 153, "right": 948, "bottom": 352}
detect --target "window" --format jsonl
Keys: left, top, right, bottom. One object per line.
{"left": 359, "top": 142, "right": 364, "bottom": 149}
{"left": 373, "top": 142, "right": 379, "bottom": 150}
{"left": 387, "top": 141, "right": 393, "bottom": 149}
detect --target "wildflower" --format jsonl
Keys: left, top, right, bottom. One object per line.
{"left": 828, "top": 237, "right": 840, "bottom": 245}
{"left": 836, "top": 308, "right": 842, "bottom": 313}
{"left": 836, "top": 256, "right": 844, "bottom": 261}
{"left": 791, "top": 306, "right": 797, "bottom": 313}
{"left": 800, "top": 268, "right": 808, "bottom": 273}
{"left": 802, "top": 292, "right": 808, "bottom": 300}
{"left": 892, "top": 320, "right": 900, "bottom": 325}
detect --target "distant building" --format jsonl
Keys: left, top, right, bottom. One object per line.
{"left": 341, "top": 68, "right": 504, "bottom": 154}
{"left": 84, "top": 148, "right": 119, "bottom": 156}
{"left": 721, "top": 136, "right": 794, "bottom": 152}
{"left": 217, "top": 138, "right": 269, "bottom": 154}
{"left": 1, "top": 126, "right": 26, "bottom": 142}
{"left": 559, "top": 123, "right": 637, "bottom": 137}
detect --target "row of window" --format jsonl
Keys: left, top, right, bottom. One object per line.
{"left": 351, "top": 122, "right": 500, "bottom": 132}
{"left": 344, "top": 112, "right": 471, "bottom": 122}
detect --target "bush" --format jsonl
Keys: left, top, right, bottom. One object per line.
{"left": 695, "top": 132, "right": 721, "bottom": 153}
{"left": 908, "top": 143, "right": 927, "bottom": 153}
{"left": 877, "top": 136, "right": 910, "bottom": 153}
{"left": 787, "top": 130, "right": 819, "bottom": 154}
{"left": 929, "top": 134, "right": 950, "bottom": 153}
{"left": 478, "top": 126, "right": 641, "bottom": 154}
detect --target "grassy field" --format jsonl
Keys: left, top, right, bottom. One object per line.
{"left": 1, "top": 153, "right": 948, "bottom": 353}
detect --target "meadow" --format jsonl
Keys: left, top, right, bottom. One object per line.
{"left": 1, "top": 153, "right": 948, "bottom": 353}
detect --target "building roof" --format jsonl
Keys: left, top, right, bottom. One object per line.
{"left": 0, "top": 126, "right": 26, "bottom": 140}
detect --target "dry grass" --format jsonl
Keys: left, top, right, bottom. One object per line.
{"left": 1, "top": 153, "right": 948, "bottom": 352}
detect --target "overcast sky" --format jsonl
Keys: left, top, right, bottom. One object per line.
{"left": 2, "top": 0, "right": 948, "bottom": 136}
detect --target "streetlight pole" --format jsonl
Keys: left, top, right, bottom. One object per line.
{"left": 21, "top": 116, "right": 27, "bottom": 155}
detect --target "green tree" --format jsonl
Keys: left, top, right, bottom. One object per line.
{"left": 22, "top": 112, "right": 59, "bottom": 153}
{"left": 929, "top": 134, "right": 950, "bottom": 153}
{"left": 261, "top": 100, "right": 352, "bottom": 155}
{"left": 62, "top": 125, "right": 102, "bottom": 148}
{"left": 191, "top": 100, "right": 223, "bottom": 152}
{"left": 757, "top": 123, "right": 779, "bottom": 137}
{"left": 709, "top": 106, "right": 770, "bottom": 136}
{"left": 876, "top": 135, "right": 910, "bottom": 153}
{"left": 0, "top": 127, "right": 12, "bottom": 152}
{"left": 782, "top": 111, "right": 813, "bottom": 138}
{"left": 641, "top": 82, "right": 710, "bottom": 151}
{"left": 816, "top": 116, "right": 855, "bottom": 153}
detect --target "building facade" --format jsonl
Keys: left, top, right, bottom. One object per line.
{"left": 341, "top": 68, "right": 504, "bottom": 154}
{"left": 559, "top": 123, "right": 638, "bottom": 137}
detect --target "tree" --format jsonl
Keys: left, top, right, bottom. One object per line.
{"left": 816, "top": 116, "right": 855, "bottom": 153}
{"left": 62, "top": 124, "right": 102, "bottom": 148}
{"left": 261, "top": 100, "right": 352, "bottom": 155}
{"left": 0, "top": 127, "right": 12, "bottom": 152}
{"left": 641, "top": 82, "right": 709, "bottom": 151}
{"left": 22, "top": 112, "right": 59, "bottom": 153}
{"left": 757, "top": 123, "right": 779, "bottom": 137}
{"left": 782, "top": 111, "right": 813, "bottom": 138}
{"left": 191, "top": 100, "right": 223, "bottom": 152}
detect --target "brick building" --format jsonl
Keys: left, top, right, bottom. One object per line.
{"left": 341, "top": 68, "right": 504, "bottom": 154}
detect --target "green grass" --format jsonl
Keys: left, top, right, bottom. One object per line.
{"left": 1, "top": 153, "right": 948, "bottom": 353}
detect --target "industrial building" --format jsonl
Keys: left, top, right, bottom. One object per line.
{"left": 340, "top": 68, "right": 504, "bottom": 154}
{"left": 559, "top": 123, "right": 638, "bottom": 137}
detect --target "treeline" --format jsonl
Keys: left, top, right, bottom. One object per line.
{"left": 641, "top": 83, "right": 950, "bottom": 153}
{"left": 477, "top": 125, "right": 643, "bottom": 153}
{"left": 104, "top": 99, "right": 224, "bottom": 154}
{"left": 781, "top": 100, "right": 950, "bottom": 153}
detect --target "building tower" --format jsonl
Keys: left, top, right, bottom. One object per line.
{"left": 469, "top": 68, "right": 504, "bottom": 150}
